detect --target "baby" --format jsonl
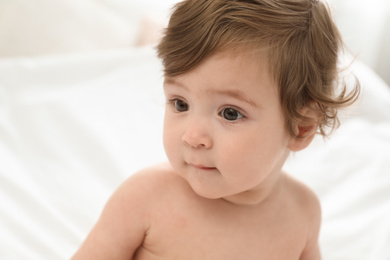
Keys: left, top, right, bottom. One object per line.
{"left": 72, "top": 0, "right": 359, "bottom": 259}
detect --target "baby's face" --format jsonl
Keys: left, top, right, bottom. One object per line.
{"left": 163, "top": 49, "right": 293, "bottom": 205}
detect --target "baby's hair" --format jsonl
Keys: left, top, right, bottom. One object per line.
{"left": 157, "top": 0, "right": 360, "bottom": 137}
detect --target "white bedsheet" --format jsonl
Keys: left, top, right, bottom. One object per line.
{"left": 1, "top": 47, "right": 390, "bottom": 260}
{"left": 0, "top": 48, "right": 167, "bottom": 259}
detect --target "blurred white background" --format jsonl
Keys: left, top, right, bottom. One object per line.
{"left": 330, "top": 0, "right": 390, "bottom": 85}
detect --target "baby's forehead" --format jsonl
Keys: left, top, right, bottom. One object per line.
{"left": 184, "top": 43, "right": 268, "bottom": 69}
{"left": 165, "top": 48, "right": 280, "bottom": 99}
{"left": 209, "top": 46, "right": 277, "bottom": 80}
{"left": 172, "top": 47, "right": 272, "bottom": 78}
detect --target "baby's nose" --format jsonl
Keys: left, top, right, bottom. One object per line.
{"left": 181, "top": 120, "right": 213, "bottom": 149}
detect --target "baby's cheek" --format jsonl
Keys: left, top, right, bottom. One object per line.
{"left": 163, "top": 134, "right": 173, "bottom": 153}
{"left": 163, "top": 129, "right": 180, "bottom": 161}
{"left": 218, "top": 143, "right": 247, "bottom": 168}
{"left": 162, "top": 129, "right": 172, "bottom": 154}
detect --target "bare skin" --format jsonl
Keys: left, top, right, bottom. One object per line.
{"left": 71, "top": 163, "right": 321, "bottom": 260}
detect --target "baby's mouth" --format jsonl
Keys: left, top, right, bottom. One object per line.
{"left": 188, "top": 163, "right": 216, "bottom": 171}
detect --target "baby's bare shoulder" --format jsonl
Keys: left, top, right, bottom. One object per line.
{"left": 284, "top": 174, "right": 321, "bottom": 216}
{"left": 283, "top": 174, "right": 322, "bottom": 258}
{"left": 118, "top": 162, "right": 191, "bottom": 203}
{"left": 71, "top": 163, "right": 181, "bottom": 259}
{"left": 121, "top": 162, "right": 174, "bottom": 190}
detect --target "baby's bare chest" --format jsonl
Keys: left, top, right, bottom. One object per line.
{"left": 134, "top": 199, "right": 307, "bottom": 260}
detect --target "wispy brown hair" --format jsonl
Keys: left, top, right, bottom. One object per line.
{"left": 157, "top": 0, "right": 360, "bottom": 137}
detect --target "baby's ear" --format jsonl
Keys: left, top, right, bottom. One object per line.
{"left": 287, "top": 106, "right": 319, "bottom": 152}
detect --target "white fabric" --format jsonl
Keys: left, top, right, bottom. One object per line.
{"left": 0, "top": 48, "right": 167, "bottom": 259}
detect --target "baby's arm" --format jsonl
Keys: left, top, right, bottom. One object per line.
{"left": 71, "top": 173, "right": 151, "bottom": 259}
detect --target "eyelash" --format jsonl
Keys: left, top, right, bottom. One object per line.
{"left": 219, "top": 106, "right": 246, "bottom": 122}
{"left": 167, "top": 98, "right": 189, "bottom": 112}
{"left": 167, "top": 98, "right": 246, "bottom": 122}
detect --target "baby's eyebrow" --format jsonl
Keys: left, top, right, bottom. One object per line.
{"left": 163, "top": 78, "right": 258, "bottom": 108}
{"left": 164, "top": 77, "right": 188, "bottom": 85}
{"left": 207, "top": 89, "right": 259, "bottom": 108}
{"left": 163, "top": 78, "right": 188, "bottom": 91}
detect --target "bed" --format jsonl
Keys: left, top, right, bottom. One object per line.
{"left": 1, "top": 0, "right": 390, "bottom": 259}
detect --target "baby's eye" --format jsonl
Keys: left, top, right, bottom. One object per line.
{"left": 220, "top": 108, "right": 244, "bottom": 121}
{"left": 172, "top": 99, "right": 189, "bottom": 112}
